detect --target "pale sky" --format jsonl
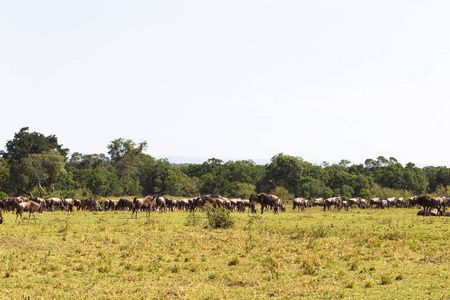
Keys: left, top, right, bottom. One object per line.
{"left": 1, "top": 1, "right": 450, "bottom": 166}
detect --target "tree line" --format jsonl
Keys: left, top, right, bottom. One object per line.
{"left": 0, "top": 127, "right": 449, "bottom": 200}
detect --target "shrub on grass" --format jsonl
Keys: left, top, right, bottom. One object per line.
{"left": 381, "top": 275, "right": 392, "bottom": 285}
{"left": 206, "top": 204, "right": 234, "bottom": 229}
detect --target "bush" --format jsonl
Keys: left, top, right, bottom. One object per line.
{"left": 381, "top": 275, "right": 392, "bottom": 285}
{"left": 206, "top": 204, "right": 234, "bottom": 229}
{"left": 185, "top": 212, "right": 201, "bottom": 227}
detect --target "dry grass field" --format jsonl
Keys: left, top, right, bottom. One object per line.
{"left": 0, "top": 206, "right": 449, "bottom": 299}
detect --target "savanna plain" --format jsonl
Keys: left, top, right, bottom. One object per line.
{"left": 0, "top": 205, "right": 449, "bottom": 300}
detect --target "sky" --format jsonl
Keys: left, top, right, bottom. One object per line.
{"left": 1, "top": 1, "right": 450, "bottom": 166}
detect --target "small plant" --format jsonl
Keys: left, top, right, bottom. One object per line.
{"left": 302, "top": 260, "right": 315, "bottom": 275}
{"left": 228, "top": 256, "right": 239, "bottom": 266}
{"left": 381, "top": 275, "right": 392, "bottom": 285}
{"left": 185, "top": 212, "right": 200, "bottom": 226}
{"left": 206, "top": 204, "right": 234, "bottom": 229}
{"left": 170, "top": 264, "right": 180, "bottom": 273}
{"left": 395, "top": 274, "right": 403, "bottom": 281}
{"left": 244, "top": 234, "right": 256, "bottom": 253}
{"left": 349, "top": 260, "right": 358, "bottom": 271}
{"left": 97, "top": 265, "right": 111, "bottom": 273}
{"left": 310, "top": 225, "right": 329, "bottom": 238}
{"left": 245, "top": 214, "right": 262, "bottom": 230}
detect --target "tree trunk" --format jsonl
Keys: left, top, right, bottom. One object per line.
{"left": 48, "top": 183, "right": 55, "bottom": 194}
{"left": 38, "top": 184, "right": 45, "bottom": 198}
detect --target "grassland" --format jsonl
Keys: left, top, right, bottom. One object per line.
{"left": 0, "top": 207, "right": 449, "bottom": 299}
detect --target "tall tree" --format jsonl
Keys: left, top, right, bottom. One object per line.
{"left": 2, "top": 127, "right": 69, "bottom": 196}
{"left": 1, "top": 127, "right": 69, "bottom": 162}
{"left": 13, "top": 150, "right": 67, "bottom": 197}
{"left": 107, "top": 138, "right": 148, "bottom": 195}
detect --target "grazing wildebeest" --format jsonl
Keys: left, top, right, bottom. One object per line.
{"left": 15, "top": 201, "right": 41, "bottom": 222}
{"left": 117, "top": 198, "right": 134, "bottom": 210}
{"left": 164, "top": 198, "right": 175, "bottom": 211}
{"left": 0, "top": 210, "right": 3, "bottom": 224}
{"left": 105, "top": 199, "right": 118, "bottom": 211}
{"left": 5, "top": 197, "right": 23, "bottom": 212}
{"left": 396, "top": 197, "right": 407, "bottom": 208}
{"left": 104, "top": 199, "right": 111, "bottom": 211}
{"left": 236, "top": 199, "right": 255, "bottom": 213}
{"left": 30, "top": 197, "right": 46, "bottom": 212}
{"left": 313, "top": 198, "right": 324, "bottom": 207}
{"left": 416, "top": 196, "right": 446, "bottom": 216}
{"left": 156, "top": 197, "right": 167, "bottom": 213}
{"left": 249, "top": 193, "right": 280, "bottom": 214}
{"left": 359, "top": 199, "right": 368, "bottom": 209}
{"left": 293, "top": 198, "right": 307, "bottom": 211}
{"left": 408, "top": 196, "right": 418, "bottom": 208}
{"left": 62, "top": 198, "right": 77, "bottom": 212}
{"left": 348, "top": 198, "right": 360, "bottom": 208}
{"left": 370, "top": 198, "right": 382, "bottom": 208}
{"left": 132, "top": 196, "right": 156, "bottom": 218}
{"left": 342, "top": 201, "right": 349, "bottom": 211}
{"left": 47, "top": 197, "right": 65, "bottom": 211}
{"left": 324, "top": 196, "right": 342, "bottom": 211}
{"left": 386, "top": 197, "right": 396, "bottom": 208}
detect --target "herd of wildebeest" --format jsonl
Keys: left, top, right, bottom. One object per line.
{"left": 0, "top": 193, "right": 449, "bottom": 224}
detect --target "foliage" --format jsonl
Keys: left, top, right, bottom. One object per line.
{"left": 0, "top": 129, "right": 449, "bottom": 199}
{"left": 273, "top": 186, "right": 293, "bottom": 202}
{"left": 1, "top": 127, "right": 68, "bottom": 162}
{"left": 205, "top": 204, "right": 234, "bottom": 229}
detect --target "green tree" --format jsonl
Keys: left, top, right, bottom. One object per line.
{"left": 1, "top": 127, "right": 69, "bottom": 162}
{"left": 1, "top": 128, "right": 69, "bottom": 196}
{"left": 107, "top": 138, "right": 148, "bottom": 196}
{"left": 15, "top": 150, "right": 67, "bottom": 197}
{"left": 0, "top": 158, "right": 9, "bottom": 194}
{"left": 258, "top": 153, "right": 312, "bottom": 195}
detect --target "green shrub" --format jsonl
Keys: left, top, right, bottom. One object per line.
{"left": 206, "top": 204, "right": 234, "bottom": 229}
{"left": 381, "top": 275, "right": 392, "bottom": 285}
{"left": 228, "top": 257, "right": 239, "bottom": 266}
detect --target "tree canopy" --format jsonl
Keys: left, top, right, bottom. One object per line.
{"left": 0, "top": 127, "right": 445, "bottom": 199}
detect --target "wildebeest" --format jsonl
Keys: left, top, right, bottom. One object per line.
{"left": 0, "top": 210, "right": 3, "bottom": 224}
{"left": 235, "top": 199, "right": 255, "bottom": 213}
{"left": 30, "top": 197, "right": 46, "bottom": 212}
{"left": 62, "top": 198, "right": 77, "bottom": 212}
{"left": 4, "top": 197, "right": 24, "bottom": 212}
{"left": 15, "top": 201, "right": 41, "bottom": 222}
{"left": 386, "top": 197, "right": 396, "bottom": 208}
{"left": 132, "top": 196, "right": 156, "bottom": 218}
{"left": 249, "top": 193, "right": 280, "bottom": 214}
{"left": 416, "top": 196, "right": 446, "bottom": 216}
{"left": 324, "top": 196, "right": 342, "bottom": 211}
{"left": 293, "top": 198, "right": 307, "bottom": 211}
{"left": 370, "top": 198, "right": 382, "bottom": 208}
{"left": 313, "top": 198, "right": 324, "bottom": 207}
{"left": 342, "top": 201, "right": 349, "bottom": 211}
{"left": 396, "top": 197, "right": 407, "bottom": 208}
{"left": 117, "top": 198, "right": 134, "bottom": 210}
{"left": 155, "top": 197, "right": 167, "bottom": 213}
{"left": 359, "top": 199, "right": 368, "bottom": 209}
{"left": 46, "top": 197, "right": 65, "bottom": 211}
{"left": 348, "top": 198, "right": 360, "bottom": 208}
